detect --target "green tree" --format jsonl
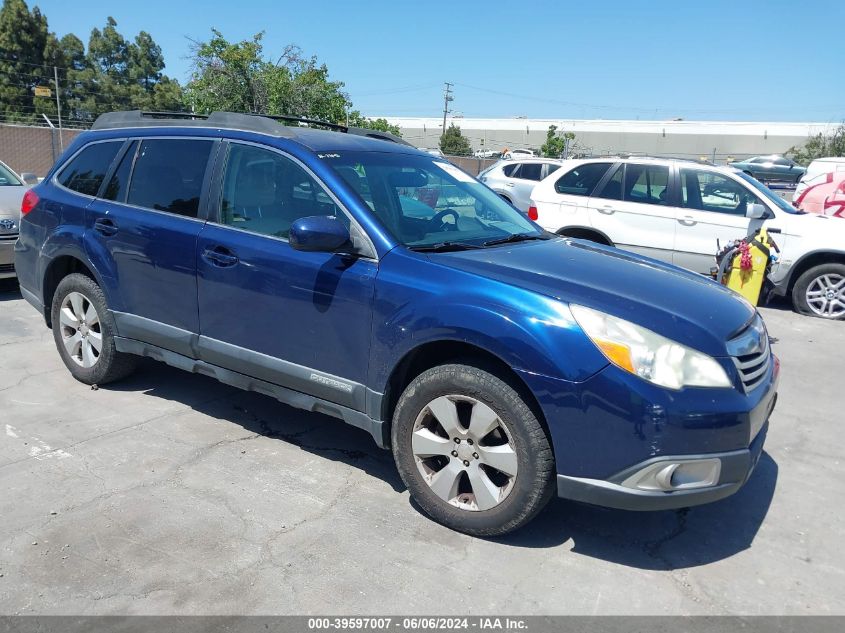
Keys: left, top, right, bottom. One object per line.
{"left": 439, "top": 123, "right": 471, "bottom": 156}
{"left": 0, "top": 0, "right": 52, "bottom": 122}
{"left": 789, "top": 124, "right": 845, "bottom": 165}
{"left": 186, "top": 30, "right": 399, "bottom": 134}
{"left": 541, "top": 125, "right": 575, "bottom": 158}
{"left": 347, "top": 111, "right": 402, "bottom": 136}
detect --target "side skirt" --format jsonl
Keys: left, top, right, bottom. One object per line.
{"left": 114, "top": 336, "right": 388, "bottom": 449}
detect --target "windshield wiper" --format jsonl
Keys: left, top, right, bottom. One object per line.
{"left": 408, "top": 241, "right": 484, "bottom": 253}
{"left": 482, "top": 232, "right": 550, "bottom": 247}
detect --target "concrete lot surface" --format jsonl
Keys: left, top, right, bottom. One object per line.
{"left": 0, "top": 278, "right": 843, "bottom": 615}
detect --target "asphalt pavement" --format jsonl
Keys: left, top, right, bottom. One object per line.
{"left": 0, "top": 279, "right": 843, "bottom": 615}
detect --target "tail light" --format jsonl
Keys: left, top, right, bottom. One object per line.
{"left": 21, "top": 189, "right": 39, "bottom": 216}
{"left": 527, "top": 205, "right": 539, "bottom": 221}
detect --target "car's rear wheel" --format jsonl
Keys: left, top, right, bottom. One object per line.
{"left": 792, "top": 263, "right": 845, "bottom": 320}
{"left": 391, "top": 363, "right": 555, "bottom": 536}
{"left": 51, "top": 273, "right": 139, "bottom": 384}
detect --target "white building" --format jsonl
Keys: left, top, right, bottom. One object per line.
{"left": 380, "top": 117, "right": 839, "bottom": 161}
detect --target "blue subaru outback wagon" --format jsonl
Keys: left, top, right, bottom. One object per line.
{"left": 14, "top": 111, "right": 778, "bottom": 535}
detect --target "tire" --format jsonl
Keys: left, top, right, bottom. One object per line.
{"left": 50, "top": 273, "right": 139, "bottom": 384}
{"left": 791, "top": 263, "right": 845, "bottom": 320}
{"left": 498, "top": 194, "right": 512, "bottom": 204}
{"left": 391, "top": 363, "right": 555, "bottom": 536}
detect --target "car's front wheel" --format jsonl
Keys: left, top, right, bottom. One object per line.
{"left": 391, "top": 363, "right": 555, "bottom": 536}
{"left": 51, "top": 273, "right": 139, "bottom": 384}
{"left": 792, "top": 263, "right": 845, "bottom": 320}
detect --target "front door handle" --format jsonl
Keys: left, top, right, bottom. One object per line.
{"left": 678, "top": 216, "right": 697, "bottom": 226}
{"left": 202, "top": 246, "right": 239, "bottom": 268}
{"left": 597, "top": 205, "right": 616, "bottom": 215}
{"left": 93, "top": 218, "right": 118, "bottom": 236}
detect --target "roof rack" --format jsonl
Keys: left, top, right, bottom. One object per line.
{"left": 91, "top": 110, "right": 414, "bottom": 147}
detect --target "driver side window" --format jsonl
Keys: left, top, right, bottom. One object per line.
{"left": 680, "top": 169, "right": 764, "bottom": 216}
{"left": 219, "top": 144, "right": 344, "bottom": 239}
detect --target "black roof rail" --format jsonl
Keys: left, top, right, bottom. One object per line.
{"left": 91, "top": 110, "right": 415, "bottom": 147}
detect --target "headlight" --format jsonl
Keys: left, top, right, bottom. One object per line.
{"left": 570, "top": 304, "right": 732, "bottom": 390}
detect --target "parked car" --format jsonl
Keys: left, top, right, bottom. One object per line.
{"left": 794, "top": 156, "right": 845, "bottom": 200}
{"left": 16, "top": 111, "right": 777, "bottom": 536}
{"left": 728, "top": 155, "right": 805, "bottom": 184}
{"left": 473, "top": 148, "right": 497, "bottom": 159}
{"left": 0, "top": 159, "right": 36, "bottom": 280}
{"left": 478, "top": 158, "right": 564, "bottom": 211}
{"left": 793, "top": 170, "right": 845, "bottom": 217}
{"left": 531, "top": 157, "right": 845, "bottom": 319}
{"left": 503, "top": 149, "right": 535, "bottom": 159}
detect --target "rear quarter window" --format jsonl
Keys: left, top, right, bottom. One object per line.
{"left": 57, "top": 141, "right": 123, "bottom": 196}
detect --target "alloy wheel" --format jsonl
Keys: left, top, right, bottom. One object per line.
{"left": 412, "top": 395, "right": 518, "bottom": 512}
{"left": 59, "top": 291, "right": 102, "bottom": 368}
{"left": 805, "top": 273, "right": 845, "bottom": 318}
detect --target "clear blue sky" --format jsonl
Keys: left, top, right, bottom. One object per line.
{"left": 32, "top": 0, "right": 845, "bottom": 122}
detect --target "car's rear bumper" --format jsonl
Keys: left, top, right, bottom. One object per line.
{"left": 556, "top": 421, "right": 769, "bottom": 510}
{"left": 0, "top": 239, "right": 16, "bottom": 279}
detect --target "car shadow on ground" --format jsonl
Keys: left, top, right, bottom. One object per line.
{"left": 0, "top": 278, "right": 21, "bottom": 300}
{"left": 104, "top": 358, "right": 406, "bottom": 493}
{"left": 100, "top": 357, "right": 777, "bottom": 570}
{"left": 492, "top": 451, "right": 778, "bottom": 570}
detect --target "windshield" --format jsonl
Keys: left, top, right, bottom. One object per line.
{"left": 0, "top": 162, "right": 22, "bottom": 186}
{"left": 322, "top": 151, "right": 542, "bottom": 248}
{"left": 736, "top": 171, "right": 804, "bottom": 214}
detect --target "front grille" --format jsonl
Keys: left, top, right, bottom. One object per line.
{"left": 728, "top": 316, "right": 771, "bottom": 393}
{"left": 0, "top": 263, "right": 14, "bottom": 273}
{"left": 0, "top": 233, "right": 18, "bottom": 241}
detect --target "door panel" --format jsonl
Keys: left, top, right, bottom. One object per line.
{"left": 672, "top": 168, "right": 764, "bottom": 273}
{"left": 587, "top": 163, "right": 677, "bottom": 262}
{"left": 86, "top": 138, "right": 216, "bottom": 353}
{"left": 196, "top": 142, "right": 376, "bottom": 409}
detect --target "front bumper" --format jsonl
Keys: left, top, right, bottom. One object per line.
{"left": 0, "top": 238, "right": 16, "bottom": 279}
{"left": 556, "top": 420, "right": 769, "bottom": 510}
{"left": 518, "top": 349, "right": 779, "bottom": 511}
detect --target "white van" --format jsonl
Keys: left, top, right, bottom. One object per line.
{"left": 795, "top": 157, "right": 845, "bottom": 199}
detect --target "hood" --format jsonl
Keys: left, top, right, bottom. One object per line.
{"left": 435, "top": 238, "right": 756, "bottom": 357}
{"left": 781, "top": 210, "right": 845, "bottom": 237}
{"left": 0, "top": 185, "right": 25, "bottom": 218}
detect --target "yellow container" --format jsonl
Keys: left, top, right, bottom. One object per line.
{"left": 724, "top": 229, "right": 772, "bottom": 305}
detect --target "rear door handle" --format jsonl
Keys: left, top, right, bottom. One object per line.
{"left": 505, "top": 182, "right": 515, "bottom": 187}
{"left": 202, "top": 246, "right": 239, "bottom": 268}
{"left": 597, "top": 205, "right": 616, "bottom": 215}
{"left": 93, "top": 218, "right": 118, "bottom": 236}
{"left": 678, "top": 216, "right": 697, "bottom": 226}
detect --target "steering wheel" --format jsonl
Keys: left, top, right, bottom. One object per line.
{"left": 427, "top": 208, "right": 460, "bottom": 232}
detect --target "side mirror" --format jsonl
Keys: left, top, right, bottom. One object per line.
{"left": 289, "top": 215, "right": 351, "bottom": 253}
{"left": 20, "top": 172, "right": 38, "bottom": 186}
{"left": 746, "top": 203, "right": 768, "bottom": 219}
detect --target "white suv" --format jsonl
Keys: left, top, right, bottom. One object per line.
{"left": 530, "top": 157, "right": 845, "bottom": 319}
{"left": 479, "top": 158, "right": 563, "bottom": 211}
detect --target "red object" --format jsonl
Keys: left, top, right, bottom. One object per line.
{"left": 795, "top": 171, "right": 845, "bottom": 218}
{"left": 20, "top": 189, "right": 39, "bottom": 215}
{"left": 527, "top": 206, "right": 539, "bottom": 221}
{"left": 738, "top": 240, "right": 752, "bottom": 270}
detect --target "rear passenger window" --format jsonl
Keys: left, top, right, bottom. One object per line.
{"left": 502, "top": 164, "right": 520, "bottom": 177}
{"left": 102, "top": 141, "right": 138, "bottom": 202}
{"left": 57, "top": 141, "right": 122, "bottom": 196}
{"left": 624, "top": 164, "right": 669, "bottom": 205}
{"left": 516, "top": 163, "right": 543, "bottom": 181}
{"left": 554, "top": 162, "right": 611, "bottom": 196}
{"left": 127, "top": 139, "right": 214, "bottom": 217}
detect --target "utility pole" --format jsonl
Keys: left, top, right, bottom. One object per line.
{"left": 441, "top": 82, "right": 453, "bottom": 137}
{"left": 53, "top": 66, "right": 63, "bottom": 151}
